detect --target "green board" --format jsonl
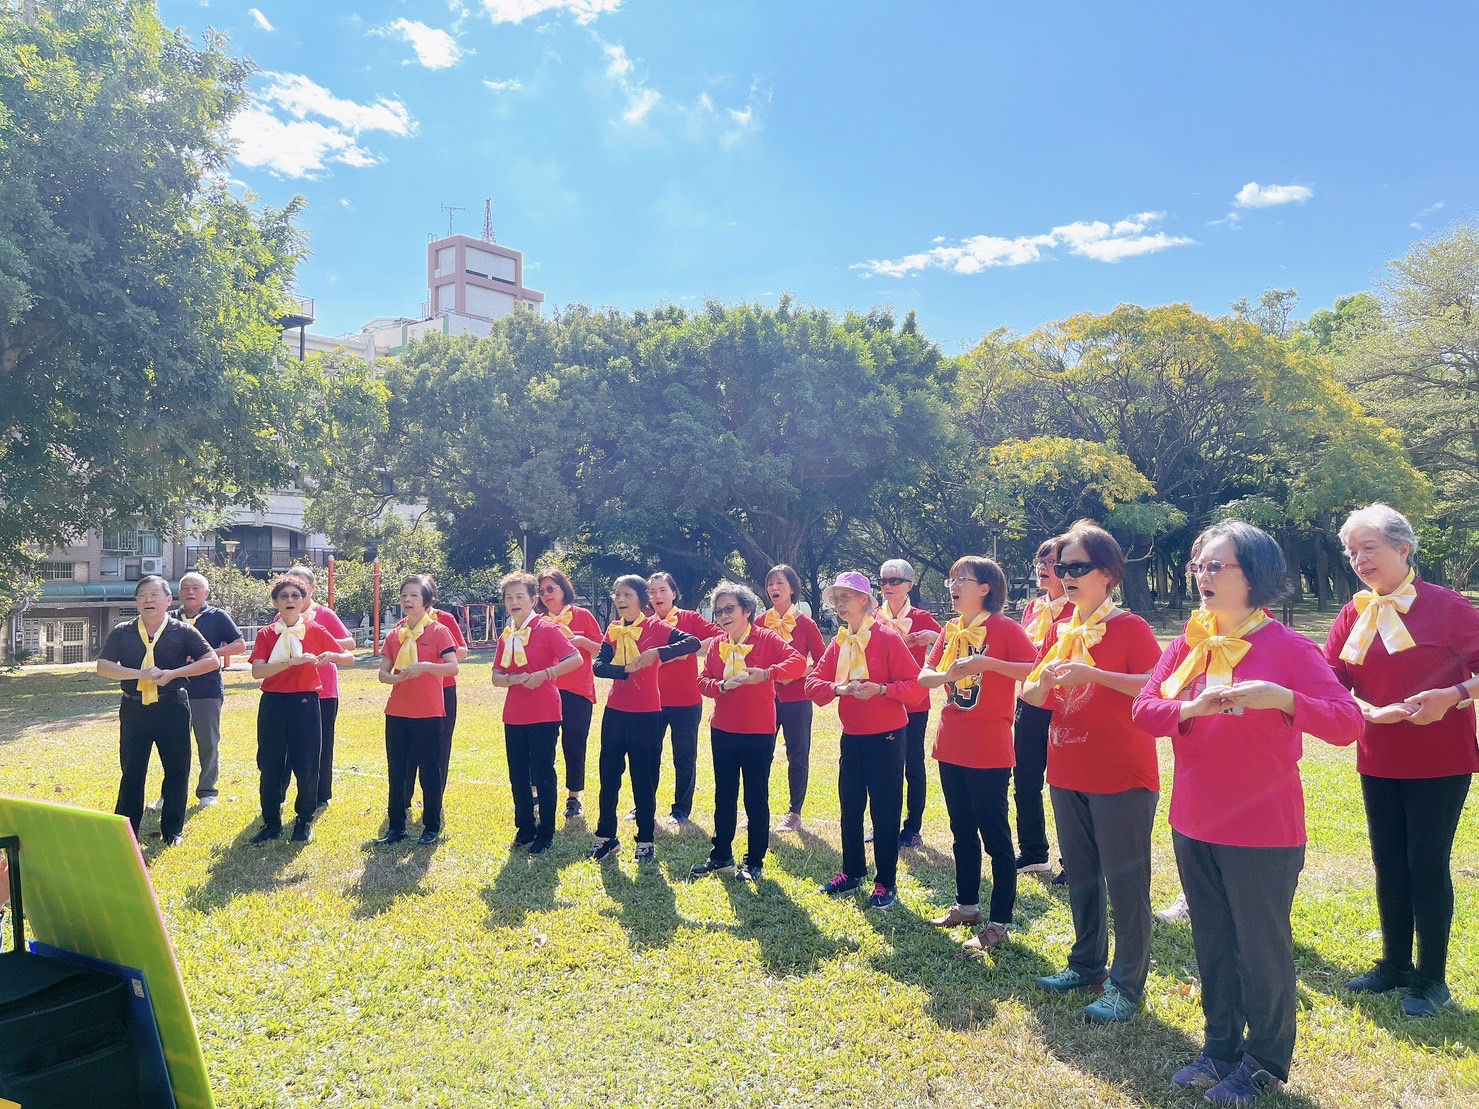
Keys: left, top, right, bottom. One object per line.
{"left": 0, "top": 795, "right": 213, "bottom": 1108}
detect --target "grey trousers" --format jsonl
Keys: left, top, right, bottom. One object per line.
{"left": 1174, "top": 830, "right": 1304, "bottom": 1082}
{"left": 188, "top": 696, "right": 224, "bottom": 798}
{"left": 1050, "top": 785, "right": 1158, "bottom": 1002}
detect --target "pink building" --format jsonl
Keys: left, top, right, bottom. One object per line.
{"left": 428, "top": 234, "right": 544, "bottom": 322}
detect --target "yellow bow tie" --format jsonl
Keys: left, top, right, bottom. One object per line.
{"left": 1341, "top": 571, "right": 1417, "bottom": 665}
{"left": 660, "top": 609, "right": 680, "bottom": 628}
{"left": 394, "top": 613, "right": 434, "bottom": 672}
{"left": 877, "top": 603, "right": 912, "bottom": 636}
{"left": 1027, "top": 597, "right": 1116, "bottom": 682}
{"left": 136, "top": 618, "right": 164, "bottom": 704}
{"left": 763, "top": 607, "right": 797, "bottom": 642}
{"left": 547, "top": 607, "right": 575, "bottom": 637}
{"left": 719, "top": 636, "right": 754, "bottom": 680}
{"left": 835, "top": 615, "right": 875, "bottom": 683}
{"left": 937, "top": 613, "right": 990, "bottom": 691}
{"left": 607, "top": 617, "right": 646, "bottom": 667}
{"left": 1024, "top": 594, "right": 1068, "bottom": 648}
{"left": 1161, "top": 609, "right": 1265, "bottom": 697}
{"left": 500, "top": 617, "right": 534, "bottom": 668}
{"left": 267, "top": 618, "right": 307, "bottom": 665}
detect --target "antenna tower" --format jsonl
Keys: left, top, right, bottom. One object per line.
{"left": 439, "top": 204, "right": 465, "bottom": 238}
{"left": 482, "top": 197, "right": 496, "bottom": 243}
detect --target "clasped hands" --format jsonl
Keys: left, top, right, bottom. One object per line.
{"left": 1178, "top": 680, "right": 1293, "bottom": 720}
{"left": 1366, "top": 685, "right": 1465, "bottom": 726}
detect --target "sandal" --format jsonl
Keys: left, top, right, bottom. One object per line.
{"left": 928, "top": 906, "right": 983, "bottom": 928}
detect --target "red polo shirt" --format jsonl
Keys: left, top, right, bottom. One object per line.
{"left": 544, "top": 605, "right": 603, "bottom": 703}
{"left": 434, "top": 608, "right": 468, "bottom": 689}
{"left": 382, "top": 621, "right": 457, "bottom": 719}
{"left": 250, "top": 619, "right": 343, "bottom": 695}
{"left": 760, "top": 607, "right": 827, "bottom": 704}
{"left": 806, "top": 622, "right": 923, "bottom": 735}
{"left": 496, "top": 615, "right": 578, "bottom": 726}
{"left": 928, "top": 613, "right": 1037, "bottom": 769}
{"left": 655, "top": 608, "right": 723, "bottom": 708}
{"left": 698, "top": 624, "right": 806, "bottom": 733}
{"left": 877, "top": 602, "right": 942, "bottom": 714}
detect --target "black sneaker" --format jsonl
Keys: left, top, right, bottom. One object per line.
{"left": 633, "top": 842, "right": 656, "bottom": 864}
{"left": 528, "top": 838, "right": 554, "bottom": 856}
{"left": 1346, "top": 963, "right": 1414, "bottom": 993}
{"left": 249, "top": 826, "right": 283, "bottom": 845}
{"left": 376, "top": 829, "right": 409, "bottom": 845}
{"left": 1401, "top": 980, "right": 1453, "bottom": 1017}
{"left": 691, "top": 857, "right": 737, "bottom": 878}
{"left": 898, "top": 832, "right": 923, "bottom": 850}
{"left": 737, "top": 862, "right": 763, "bottom": 882}
{"left": 1051, "top": 870, "right": 1069, "bottom": 887}
{"left": 590, "top": 836, "right": 621, "bottom": 861}
{"left": 290, "top": 821, "right": 313, "bottom": 843}
{"left": 418, "top": 831, "right": 440, "bottom": 846}
{"left": 564, "top": 797, "right": 583, "bottom": 819}
{"left": 159, "top": 833, "right": 185, "bottom": 848}
{"left": 820, "top": 872, "right": 862, "bottom": 896}
{"left": 511, "top": 834, "right": 537, "bottom": 849}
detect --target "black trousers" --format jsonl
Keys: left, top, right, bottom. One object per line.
{"left": 507, "top": 721, "right": 560, "bottom": 842}
{"left": 900, "top": 709, "right": 931, "bottom": 837}
{"left": 115, "top": 697, "right": 192, "bottom": 839}
{"left": 775, "top": 698, "right": 813, "bottom": 815}
{"left": 596, "top": 708, "right": 663, "bottom": 842}
{"left": 839, "top": 730, "right": 905, "bottom": 888}
{"left": 938, "top": 762, "right": 1016, "bottom": 924}
{"left": 1361, "top": 772, "right": 1472, "bottom": 985}
{"left": 658, "top": 702, "right": 703, "bottom": 819}
{"left": 315, "top": 696, "right": 339, "bottom": 806}
{"left": 558, "top": 689, "right": 594, "bottom": 793}
{"left": 1011, "top": 699, "right": 1052, "bottom": 864}
{"left": 710, "top": 729, "right": 776, "bottom": 867}
{"left": 258, "top": 691, "right": 321, "bottom": 829}
{"left": 439, "top": 685, "right": 458, "bottom": 793}
{"left": 386, "top": 715, "right": 445, "bottom": 835}
{"left": 1174, "top": 831, "right": 1304, "bottom": 1083}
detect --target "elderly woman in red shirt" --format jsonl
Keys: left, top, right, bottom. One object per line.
{"left": 1014, "top": 537, "right": 1069, "bottom": 877}
{"left": 1323, "top": 503, "right": 1479, "bottom": 1018}
{"left": 761, "top": 564, "right": 827, "bottom": 833}
{"left": 692, "top": 581, "right": 805, "bottom": 881}
{"left": 806, "top": 571, "right": 923, "bottom": 910}
{"left": 536, "top": 568, "right": 604, "bottom": 820}
{"left": 1134, "top": 521, "right": 1360, "bottom": 1106}
{"left": 648, "top": 571, "right": 722, "bottom": 827}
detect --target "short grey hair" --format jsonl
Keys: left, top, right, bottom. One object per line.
{"left": 180, "top": 571, "right": 210, "bottom": 591}
{"left": 286, "top": 565, "right": 317, "bottom": 586}
{"left": 1338, "top": 503, "right": 1419, "bottom": 568}
{"left": 707, "top": 580, "right": 760, "bottom": 618}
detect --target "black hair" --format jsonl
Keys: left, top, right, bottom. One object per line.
{"left": 1191, "top": 520, "right": 1289, "bottom": 609}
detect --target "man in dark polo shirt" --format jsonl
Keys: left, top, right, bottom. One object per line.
{"left": 97, "top": 575, "right": 221, "bottom": 846}
{"left": 170, "top": 570, "right": 246, "bottom": 807}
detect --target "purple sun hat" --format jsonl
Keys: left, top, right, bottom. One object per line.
{"left": 822, "top": 571, "right": 876, "bottom": 611}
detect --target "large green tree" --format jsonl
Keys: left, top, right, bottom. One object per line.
{"left": 0, "top": 1, "right": 307, "bottom": 605}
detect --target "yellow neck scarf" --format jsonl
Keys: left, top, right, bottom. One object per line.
{"left": 762, "top": 606, "right": 797, "bottom": 642}
{"left": 719, "top": 632, "right": 754, "bottom": 680}
{"left": 877, "top": 601, "right": 912, "bottom": 636}
{"left": 835, "top": 615, "right": 875, "bottom": 683}
{"left": 607, "top": 616, "right": 647, "bottom": 667}
{"left": 546, "top": 606, "right": 575, "bottom": 638}
{"left": 1161, "top": 608, "right": 1267, "bottom": 697}
{"left": 937, "top": 611, "right": 990, "bottom": 691}
{"left": 268, "top": 617, "right": 307, "bottom": 664}
{"left": 658, "top": 608, "right": 681, "bottom": 629}
{"left": 136, "top": 617, "right": 165, "bottom": 704}
{"left": 394, "top": 612, "right": 435, "bottom": 672}
{"left": 1027, "top": 596, "right": 1117, "bottom": 682}
{"left": 179, "top": 609, "right": 200, "bottom": 628}
{"left": 1024, "top": 594, "right": 1069, "bottom": 648}
{"left": 499, "top": 614, "right": 534, "bottom": 668}
{"left": 1341, "top": 571, "right": 1418, "bottom": 665}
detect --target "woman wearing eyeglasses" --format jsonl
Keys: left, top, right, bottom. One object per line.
{"left": 1133, "top": 522, "right": 1360, "bottom": 1104}
{"left": 648, "top": 572, "right": 723, "bottom": 827}
{"left": 877, "top": 559, "right": 943, "bottom": 850}
{"left": 762, "top": 564, "right": 827, "bottom": 833}
{"left": 590, "top": 574, "right": 702, "bottom": 864}
{"left": 918, "top": 557, "right": 1037, "bottom": 953}
{"left": 692, "top": 582, "right": 806, "bottom": 881}
{"left": 1014, "top": 538, "right": 1070, "bottom": 877}
{"left": 536, "top": 569, "right": 604, "bottom": 819}
{"left": 1322, "top": 503, "right": 1479, "bottom": 1018}
{"left": 807, "top": 571, "right": 924, "bottom": 910}
{"left": 1020, "top": 520, "right": 1162, "bottom": 1023}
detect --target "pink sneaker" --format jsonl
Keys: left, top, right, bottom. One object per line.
{"left": 774, "top": 812, "right": 803, "bottom": 833}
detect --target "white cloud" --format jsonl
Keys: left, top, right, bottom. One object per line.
{"left": 481, "top": 0, "right": 620, "bottom": 24}
{"left": 378, "top": 19, "right": 464, "bottom": 69}
{"left": 596, "top": 39, "right": 660, "bottom": 126}
{"left": 1234, "top": 181, "right": 1314, "bottom": 208}
{"left": 603, "top": 42, "right": 632, "bottom": 78}
{"left": 1418, "top": 200, "right": 1445, "bottom": 217}
{"left": 230, "top": 73, "right": 416, "bottom": 179}
{"left": 248, "top": 8, "right": 273, "bottom": 32}
{"left": 854, "top": 211, "right": 1194, "bottom": 278}
{"left": 483, "top": 78, "right": 524, "bottom": 92}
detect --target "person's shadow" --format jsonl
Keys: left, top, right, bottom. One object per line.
{"left": 345, "top": 835, "right": 436, "bottom": 919}
{"left": 597, "top": 853, "right": 684, "bottom": 950}
{"left": 719, "top": 869, "right": 851, "bottom": 976}
{"left": 183, "top": 821, "right": 317, "bottom": 913}
{"left": 479, "top": 839, "right": 574, "bottom": 929}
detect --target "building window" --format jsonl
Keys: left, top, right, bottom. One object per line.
{"left": 101, "top": 527, "right": 139, "bottom": 553}
{"left": 40, "top": 562, "right": 75, "bottom": 580}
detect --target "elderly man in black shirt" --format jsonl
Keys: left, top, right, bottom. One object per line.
{"left": 97, "top": 575, "right": 220, "bottom": 846}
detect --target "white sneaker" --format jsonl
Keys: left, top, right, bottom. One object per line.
{"left": 737, "top": 814, "right": 749, "bottom": 830}
{"left": 198, "top": 796, "right": 219, "bottom": 808}
{"left": 145, "top": 799, "right": 163, "bottom": 812}
{"left": 1155, "top": 892, "right": 1191, "bottom": 925}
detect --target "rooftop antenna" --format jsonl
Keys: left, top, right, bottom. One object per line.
{"left": 482, "top": 197, "right": 496, "bottom": 243}
{"left": 439, "top": 204, "right": 464, "bottom": 238}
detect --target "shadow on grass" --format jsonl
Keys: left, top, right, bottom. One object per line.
{"left": 596, "top": 851, "right": 683, "bottom": 950}
{"left": 184, "top": 821, "right": 315, "bottom": 913}
{"left": 763, "top": 827, "right": 843, "bottom": 885}
{"left": 344, "top": 835, "right": 436, "bottom": 919}
{"left": 718, "top": 869, "right": 852, "bottom": 977}
{"left": 0, "top": 677, "right": 120, "bottom": 745}
{"left": 479, "top": 838, "right": 574, "bottom": 929}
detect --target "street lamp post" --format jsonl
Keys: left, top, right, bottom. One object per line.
{"left": 519, "top": 521, "right": 530, "bottom": 571}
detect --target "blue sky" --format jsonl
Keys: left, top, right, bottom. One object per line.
{"left": 163, "top": 1, "right": 1479, "bottom": 353}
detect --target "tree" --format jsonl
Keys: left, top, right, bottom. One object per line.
{"left": 0, "top": 2, "right": 307, "bottom": 610}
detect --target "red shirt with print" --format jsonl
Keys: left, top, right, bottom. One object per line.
{"left": 928, "top": 613, "right": 1037, "bottom": 769}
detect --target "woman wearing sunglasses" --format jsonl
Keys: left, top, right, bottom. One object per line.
{"left": 536, "top": 569, "right": 604, "bottom": 819}
{"left": 1134, "top": 522, "right": 1359, "bottom": 1105}
{"left": 692, "top": 582, "right": 805, "bottom": 881}
{"left": 1014, "top": 537, "right": 1070, "bottom": 877}
{"left": 876, "top": 559, "right": 943, "bottom": 850}
{"left": 918, "top": 556, "right": 1037, "bottom": 953}
{"left": 1020, "top": 521, "right": 1162, "bottom": 1022}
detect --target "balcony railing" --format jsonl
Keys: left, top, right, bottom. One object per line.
{"left": 185, "top": 546, "right": 334, "bottom": 578}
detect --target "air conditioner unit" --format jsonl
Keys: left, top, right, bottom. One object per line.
{"left": 139, "top": 558, "right": 165, "bottom": 574}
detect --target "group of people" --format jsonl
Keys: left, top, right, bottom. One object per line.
{"left": 95, "top": 501, "right": 1474, "bottom": 1107}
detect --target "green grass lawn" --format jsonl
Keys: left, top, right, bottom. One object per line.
{"left": 1, "top": 656, "right": 1475, "bottom": 1107}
